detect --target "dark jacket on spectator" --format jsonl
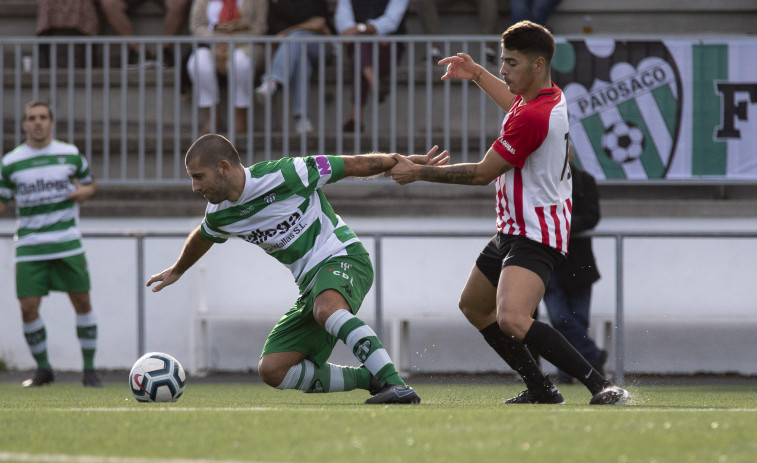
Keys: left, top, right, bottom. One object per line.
{"left": 554, "top": 165, "right": 601, "bottom": 289}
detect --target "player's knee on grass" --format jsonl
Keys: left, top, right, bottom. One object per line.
{"left": 258, "top": 356, "right": 288, "bottom": 388}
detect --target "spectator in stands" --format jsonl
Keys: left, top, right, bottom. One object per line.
{"left": 254, "top": 0, "right": 333, "bottom": 135}
{"left": 542, "top": 142, "right": 607, "bottom": 383}
{"left": 186, "top": 0, "right": 268, "bottom": 134}
{"left": 509, "top": 0, "right": 562, "bottom": 27}
{"left": 334, "top": 0, "right": 408, "bottom": 132}
{"left": 412, "top": 0, "right": 501, "bottom": 65}
{"left": 410, "top": 0, "right": 441, "bottom": 61}
{"left": 36, "top": 0, "right": 101, "bottom": 68}
{"left": 475, "top": 0, "right": 503, "bottom": 64}
{"left": 98, "top": 0, "right": 190, "bottom": 65}
{"left": 0, "top": 101, "right": 101, "bottom": 389}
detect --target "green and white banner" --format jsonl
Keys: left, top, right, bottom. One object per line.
{"left": 552, "top": 39, "right": 757, "bottom": 180}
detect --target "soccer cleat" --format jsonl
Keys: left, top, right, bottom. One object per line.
{"left": 254, "top": 80, "right": 279, "bottom": 104}
{"left": 485, "top": 47, "right": 498, "bottom": 65}
{"left": 505, "top": 386, "right": 565, "bottom": 404}
{"left": 590, "top": 385, "right": 629, "bottom": 405}
{"left": 82, "top": 369, "right": 103, "bottom": 388}
{"left": 367, "top": 371, "right": 383, "bottom": 396}
{"left": 365, "top": 385, "right": 421, "bottom": 405}
{"left": 295, "top": 117, "right": 314, "bottom": 135}
{"left": 22, "top": 368, "right": 54, "bottom": 387}
{"left": 427, "top": 46, "right": 442, "bottom": 62}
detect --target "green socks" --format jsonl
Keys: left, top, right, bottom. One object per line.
{"left": 76, "top": 312, "right": 98, "bottom": 370}
{"left": 23, "top": 317, "right": 50, "bottom": 370}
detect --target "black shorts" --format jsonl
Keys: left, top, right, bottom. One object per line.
{"left": 475, "top": 233, "right": 564, "bottom": 288}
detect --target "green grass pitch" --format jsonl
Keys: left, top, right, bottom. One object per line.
{"left": 0, "top": 380, "right": 755, "bottom": 463}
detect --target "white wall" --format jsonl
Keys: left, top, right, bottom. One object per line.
{"left": 1, "top": 216, "right": 756, "bottom": 375}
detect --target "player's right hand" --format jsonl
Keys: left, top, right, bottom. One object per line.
{"left": 439, "top": 53, "right": 478, "bottom": 81}
{"left": 388, "top": 155, "right": 418, "bottom": 185}
{"left": 146, "top": 268, "right": 181, "bottom": 292}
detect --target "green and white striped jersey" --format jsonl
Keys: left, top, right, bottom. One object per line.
{"left": 199, "top": 155, "right": 367, "bottom": 292}
{"left": 0, "top": 140, "right": 94, "bottom": 262}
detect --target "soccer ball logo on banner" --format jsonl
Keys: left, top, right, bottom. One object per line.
{"left": 603, "top": 121, "right": 645, "bottom": 163}
{"left": 552, "top": 40, "right": 682, "bottom": 180}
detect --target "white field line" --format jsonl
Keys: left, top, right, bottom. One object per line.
{"left": 0, "top": 452, "right": 277, "bottom": 463}
{"left": 1, "top": 407, "right": 756, "bottom": 412}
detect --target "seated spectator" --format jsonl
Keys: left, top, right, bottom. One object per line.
{"left": 412, "top": 0, "right": 500, "bottom": 64}
{"left": 509, "top": 0, "right": 562, "bottom": 27}
{"left": 36, "top": 0, "right": 101, "bottom": 68}
{"left": 254, "top": 0, "right": 333, "bottom": 135}
{"left": 334, "top": 0, "right": 408, "bottom": 132}
{"left": 186, "top": 0, "right": 267, "bottom": 134}
{"left": 98, "top": 0, "right": 190, "bottom": 65}
{"left": 410, "top": 0, "right": 440, "bottom": 62}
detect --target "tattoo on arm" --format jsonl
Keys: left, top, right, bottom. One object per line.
{"left": 472, "top": 70, "right": 483, "bottom": 86}
{"left": 367, "top": 157, "right": 387, "bottom": 175}
{"left": 419, "top": 164, "right": 480, "bottom": 184}
{"left": 353, "top": 155, "right": 397, "bottom": 179}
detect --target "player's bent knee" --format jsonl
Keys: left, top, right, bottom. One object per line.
{"left": 458, "top": 299, "right": 491, "bottom": 327}
{"left": 496, "top": 314, "right": 527, "bottom": 341}
{"left": 257, "top": 357, "right": 285, "bottom": 388}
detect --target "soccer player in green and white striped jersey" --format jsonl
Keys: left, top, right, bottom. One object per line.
{"left": 0, "top": 101, "right": 101, "bottom": 388}
{"left": 147, "top": 133, "right": 448, "bottom": 404}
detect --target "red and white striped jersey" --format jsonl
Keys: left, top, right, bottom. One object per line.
{"left": 491, "top": 83, "right": 572, "bottom": 254}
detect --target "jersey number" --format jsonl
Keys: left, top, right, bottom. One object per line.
{"left": 560, "top": 132, "right": 570, "bottom": 181}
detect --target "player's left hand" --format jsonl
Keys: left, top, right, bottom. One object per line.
{"left": 407, "top": 145, "right": 449, "bottom": 167}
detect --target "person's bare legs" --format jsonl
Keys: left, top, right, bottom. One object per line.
{"left": 99, "top": 0, "right": 139, "bottom": 53}
{"left": 460, "top": 265, "right": 559, "bottom": 402}
{"left": 163, "top": 0, "right": 189, "bottom": 36}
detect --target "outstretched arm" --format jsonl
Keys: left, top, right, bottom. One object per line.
{"left": 390, "top": 146, "right": 512, "bottom": 186}
{"left": 439, "top": 53, "right": 516, "bottom": 111}
{"left": 341, "top": 147, "right": 449, "bottom": 179}
{"left": 146, "top": 226, "right": 214, "bottom": 292}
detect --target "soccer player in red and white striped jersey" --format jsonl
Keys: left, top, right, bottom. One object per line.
{"left": 390, "top": 21, "right": 628, "bottom": 405}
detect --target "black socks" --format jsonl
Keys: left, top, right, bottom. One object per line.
{"left": 480, "top": 322, "right": 555, "bottom": 394}
{"left": 524, "top": 320, "right": 611, "bottom": 395}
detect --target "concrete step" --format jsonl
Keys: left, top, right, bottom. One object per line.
{"left": 2, "top": 0, "right": 755, "bottom": 37}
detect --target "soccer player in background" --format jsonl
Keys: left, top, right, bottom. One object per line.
{"left": 390, "top": 21, "right": 629, "bottom": 404}
{"left": 147, "top": 133, "right": 445, "bottom": 404}
{"left": 0, "top": 101, "right": 101, "bottom": 388}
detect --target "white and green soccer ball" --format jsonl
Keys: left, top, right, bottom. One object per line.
{"left": 129, "top": 352, "right": 186, "bottom": 402}
{"left": 602, "top": 121, "right": 645, "bottom": 164}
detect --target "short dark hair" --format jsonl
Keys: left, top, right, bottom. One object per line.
{"left": 501, "top": 20, "right": 555, "bottom": 65}
{"left": 23, "top": 101, "right": 54, "bottom": 121}
{"left": 185, "top": 133, "right": 242, "bottom": 167}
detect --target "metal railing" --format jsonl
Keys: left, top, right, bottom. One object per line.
{"left": 3, "top": 228, "right": 756, "bottom": 382}
{"left": 1, "top": 35, "right": 505, "bottom": 184}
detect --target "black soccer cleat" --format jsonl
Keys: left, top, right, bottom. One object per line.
{"left": 82, "top": 369, "right": 103, "bottom": 388}
{"left": 590, "top": 385, "right": 629, "bottom": 405}
{"left": 505, "top": 386, "right": 565, "bottom": 404}
{"left": 365, "top": 384, "right": 421, "bottom": 405}
{"left": 22, "top": 368, "right": 54, "bottom": 387}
